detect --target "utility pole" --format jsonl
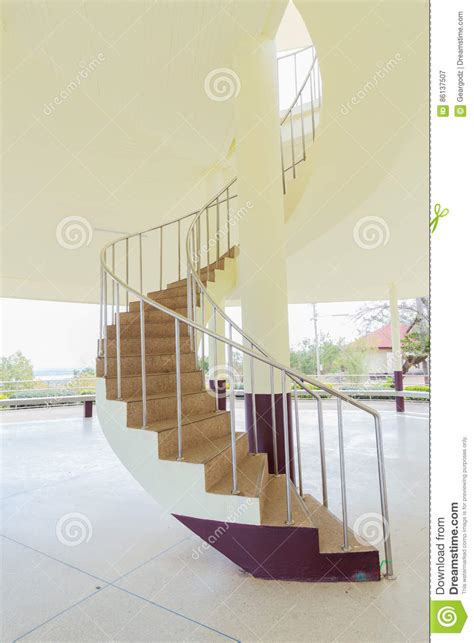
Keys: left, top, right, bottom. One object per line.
{"left": 311, "top": 303, "right": 321, "bottom": 376}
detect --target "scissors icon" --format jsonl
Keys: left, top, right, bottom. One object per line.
{"left": 430, "top": 203, "right": 449, "bottom": 233}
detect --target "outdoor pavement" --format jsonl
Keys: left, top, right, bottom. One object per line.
{"left": 1, "top": 400, "right": 428, "bottom": 642}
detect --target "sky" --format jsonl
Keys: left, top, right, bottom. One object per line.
{"left": 1, "top": 298, "right": 369, "bottom": 373}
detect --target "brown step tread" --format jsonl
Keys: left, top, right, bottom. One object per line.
{"left": 161, "top": 432, "right": 246, "bottom": 465}
{"left": 145, "top": 410, "right": 228, "bottom": 434}
{"left": 105, "top": 369, "right": 200, "bottom": 382}
{"left": 99, "top": 350, "right": 194, "bottom": 360}
{"left": 209, "top": 453, "right": 267, "bottom": 498}
{"left": 125, "top": 388, "right": 209, "bottom": 403}
{"left": 260, "top": 475, "right": 314, "bottom": 528}
{"left": 302, "top": 495, "right": 376, "bottom": 553}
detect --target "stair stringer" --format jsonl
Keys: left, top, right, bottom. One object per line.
{"left": 96, "top": 377, "right": 262, "bottom": 524}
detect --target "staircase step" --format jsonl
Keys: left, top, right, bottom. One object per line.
{"left": 161, "top": 431, "right": 249, "bottom": 490}
{"left": 107, "top": 320, "right": 188, "bottom": 339}
{"left": 127, "top": 389, "right": 215, "bottom": 425}
{"left": 302, "top": 495, "right": 375, "bottom": 553}
{"left": 96, "top": 352, "right": 196, "bottom": 377}
{"left": 260, "top": 475, "right": 315, "bottom": 528}
{"left": 106, "top": 370, "right": 202, "bottom": 399}
{"left": 129, "top": 294, "right": 189, "bottom": 313}
{"left": 146, "top": 410, "right": 231, "bottom": 459}
{"left": 118, "top": 307, "right": 188, "bottom": 324}
{"left": 105, "top": 335, "right": 191, "bottom": 356}
{"left": 209, "top": 453, "right": 268, "bottom": 499}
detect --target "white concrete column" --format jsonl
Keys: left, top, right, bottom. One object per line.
{"left": 389, "top": 283, "right": 405, "bottom": 412}
{"left": 233, "top": 37, "right": 290, "bottom": 395}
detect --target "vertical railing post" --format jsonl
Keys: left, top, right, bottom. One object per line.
{"left": 115, "top": 281, "right": 122, "bottom": 400}
{"left": 111, "top": 244, "right": 115, "bottom": 315}
{"left": 315, "top": 394, "right": 328, "bottom": 507}
{"left": 212, "top": 305, "right": 218, "bottom": 410}
{"left": 98, "top": 265, "right": 104, "bottom": 357}
{"left": 280, "top": 129, "right": 286, "bottom": 194}
{"left": 227, "top": 342, "right": 240, "bottom": 495}
{"left": 336, "top": 398, "right": 350, "bottom": 550}
{"left": 139, "top": 299, "right": 147, "bottom": 428}
{"left": 293, "top": 384, "right": 303, "bottom": 497}
{"left": 125, "top": 237, "right": 129, "bottom": 311}
{"left": 270, "top": 366, "right": 278, "bottom": 475}
{"left": 200, "top": 287, "right": 205, "bottom": 387}
{"left": 160, "top": 226, "right": 163, "bottom": 291}
{"left": 104, "top": 269, "right": 108, "bottom": 376}
{"left": 216, "top": 199, "right": 220, "bottom": 262}
{"left": 289, "top": 110, "right": 296, "bottom": 178}
{"left": 374, "top": 414, "right": 395, "bottom": 578}
{"left": 139, "top": 233, "right": 143, "bottom": 294}
{"left": 206, "top": 207, "right": 210, "bottom": 281}
{"left": 226, "top": 188, "right": 231, "bottom": 252}
{"left": 281, "top": 371, "right": 293, "bottom": 525}
{"left": 175, "top": 318, "right": 183, "bottom": 461}
{"left": 178, "top": 220, "right": 181, "bottom": 282}
{"left": 250, "top": 349, "right": 258, "bottom": 454}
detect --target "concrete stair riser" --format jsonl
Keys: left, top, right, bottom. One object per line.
{"left": 118, "top": 307, "right": 188, "bottom": 324}
{"left": 156, "top": 413, "right": 231, "bottom": 459}
{"left": 127, "top": 390, "right": 215, "bottom": 425}
{"left": 107, "top": 320, "right": 189, "bottom": 339}
{"left": 204, "top": 433, "right": 249, "bottom": 491}
{"left": 106, "top": 370, "right": 203, "bottom": 399}
{"left": 96, "top": 352, "right": 196, "bottom": 377}
{"left": 106, "top": 335, "right": 191, "bottom": 356}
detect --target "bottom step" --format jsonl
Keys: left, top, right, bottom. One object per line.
{"left": 173, "top": 510, "right": 381, "bottom": 582}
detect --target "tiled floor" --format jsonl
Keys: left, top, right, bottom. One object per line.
{"left": 1, "top": 401, "right": 429, "bottom": 642}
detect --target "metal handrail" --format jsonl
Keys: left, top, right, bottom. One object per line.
{"left": 97, "top": 44, "right": 393, "bottom": 578}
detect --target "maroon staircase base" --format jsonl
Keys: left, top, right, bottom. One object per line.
{"left": 174, "top": 514, "right": 381, "bottom": 582}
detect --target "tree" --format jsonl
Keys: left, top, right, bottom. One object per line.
{"left": 69, "top": 367, "right": 95, "bottom": 392}
{"left": 0, "top": 351, "right": 34, "bottom": 386}
{"left": 290, "top": 335, "right": 344, "bottom": 375}
{"left": 401, "top": 330, "right": 430, "bottom": 375}
{"left": 353, "top": 298, "right": 429, "bottom": 334}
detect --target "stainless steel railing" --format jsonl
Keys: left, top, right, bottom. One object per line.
{"left": 97, "top": 46, "right": 393, "bottom": 578}
{"left": 278, "top": 45, "right": 321, "bottom": 193}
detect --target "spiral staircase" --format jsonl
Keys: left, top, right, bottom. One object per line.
{"left": 96, "top": 47, "right": 393, "bottom": 583}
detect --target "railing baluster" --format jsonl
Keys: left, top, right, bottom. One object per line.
{"left": 160, "top": 227, "right": 163, "bottom": 291}
{"left": 98, "top": 266, "right": 104, "bottom": 357}
{"left": 175, "top": 318, "right": 183, "bottom": 461}
{"left": 115, "top": 281, "right": 122, "bottom": 400}
{"left": 104, "top": 269, "right": 108, "bottom": 376}
{"left": 227, "top": 342, "right": 239, "bottom": 495}
{"left": 280, "top": 129, "right": 286, "bottom": 194}
{"left": 290, "top": 110, "right": 296, "bottom": 178}
{"left": 125, "top": 237, "right": 129, "bottom": 311}
{"left": 226, "top": 188, "right": 231, "bottom": 252}
{"left": 139, "top": 233, "right": 143, "bottom": 294}
{"left": 112, "top": 244, "right": 115, "bottom": 317}
{"left": 250, "top": 349, "right": 258, "bottom": 454}
{"left": 281, "top": 371, "right": 293, "bottom": 524}
{"left": 270, "top": 366, "right": 278, "bottom": 475}
{"left": 293, "top": 384, "right": 303, "bottom": 497}
{"left": 374, "top": 415, "right": 395, "bottom": 578}
{"left": 178, "top": 220, "right": 181, "bottom": 282}
{"left": 216, "top": 199, "right": 220, "bottom": 262}
{"left": 206, "top": 207, "right": 210, "bottom": 281}
{"left": 316, "top": 394, "right": 328, "bottom": 507}
{"left": 337, "top": 398, "right": 350, "bottom": 550}
{"left": 200, "top": 287, "right": 205, "bottom": 386}
{"left": 140, "top": 299, "right": 147, "bottom": 428}
{"left": 213, "top": 305, "right": 218, "bottom": 410}
{"left": 300, "top": 93, "right": 306, "bottom": 161}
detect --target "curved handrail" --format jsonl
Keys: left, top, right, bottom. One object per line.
{"left": 98, "top": 44, "right": 393, "bottom": 578}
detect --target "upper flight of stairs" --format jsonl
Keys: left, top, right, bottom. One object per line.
{"left": 96, "top": 248, "right": 380, "bottom": 582}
